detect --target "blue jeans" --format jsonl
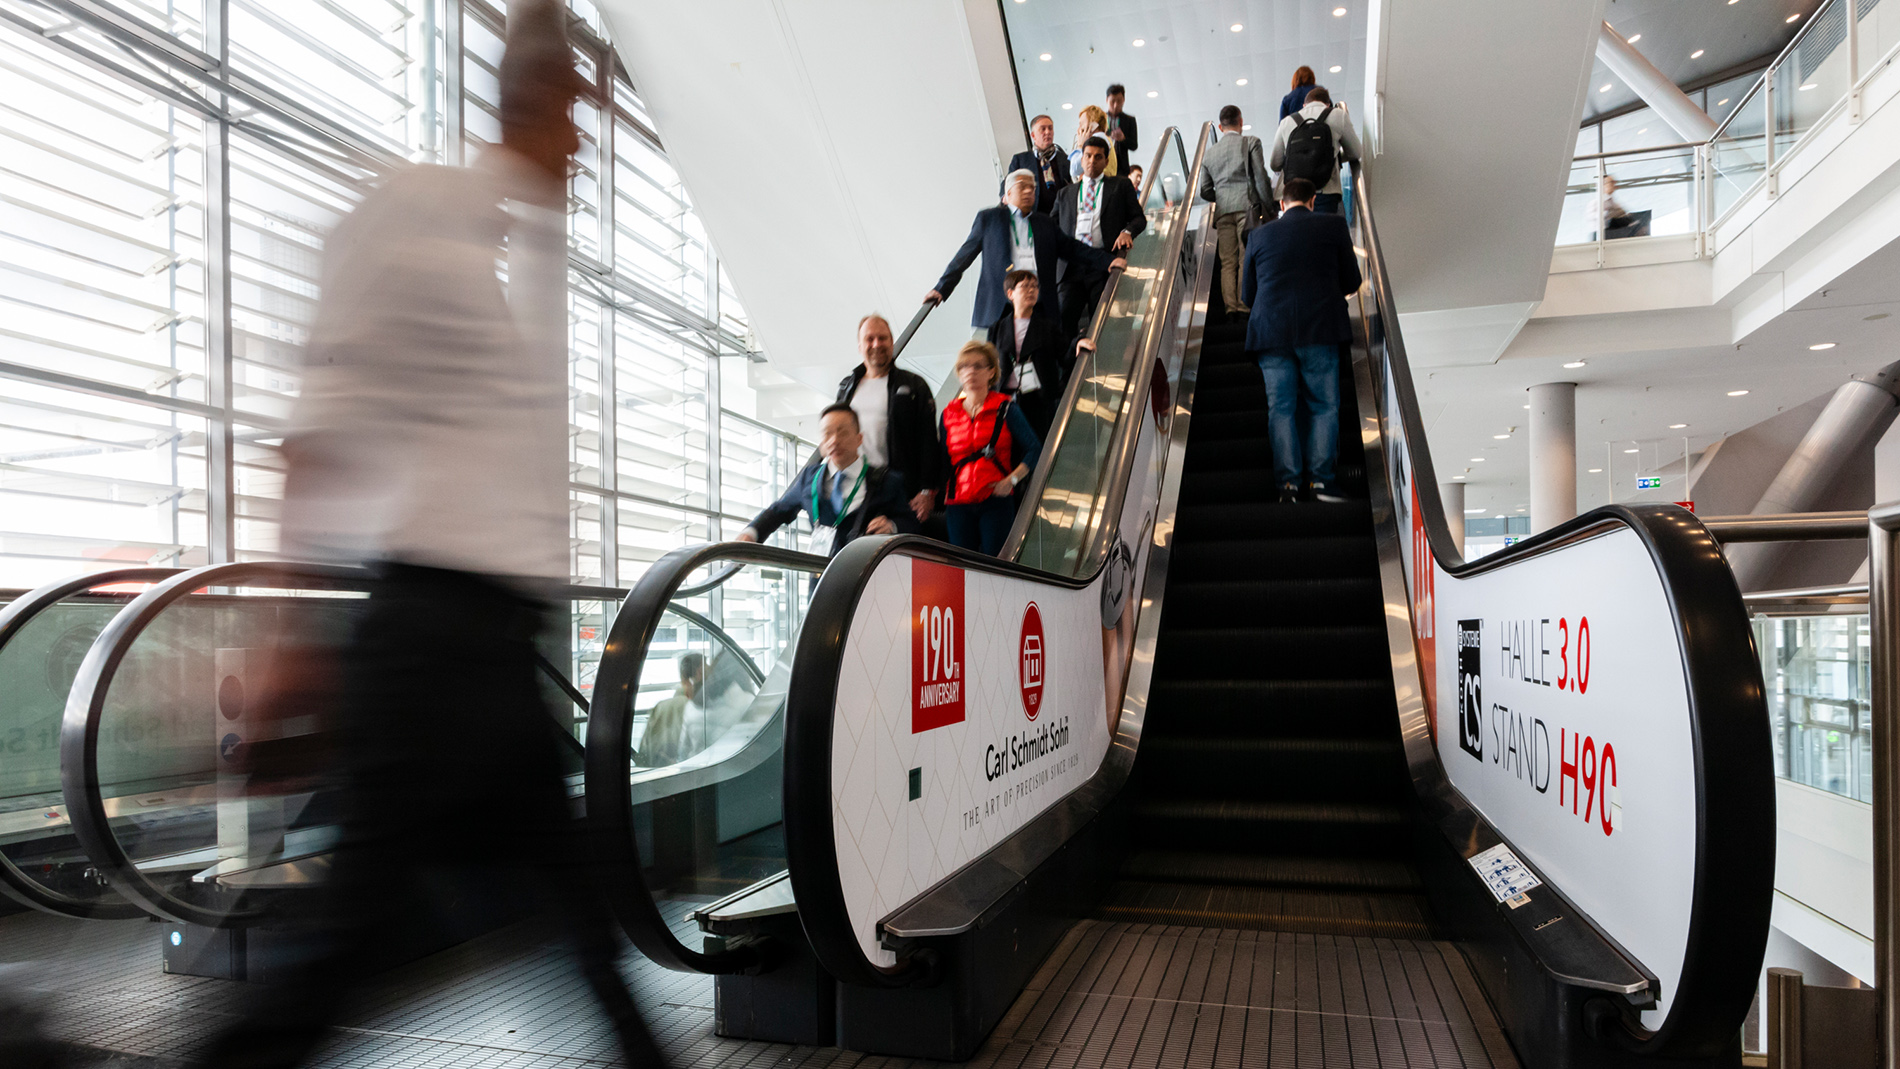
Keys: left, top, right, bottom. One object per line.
{"left": 946, "top": 496, "right": 1017, "bottom": 555}
{"left": 1314, "top": 192, "right": 1343, "bottom": 215}
{"left": 1256, "top": 344, "right": 1340, "bottom": 488}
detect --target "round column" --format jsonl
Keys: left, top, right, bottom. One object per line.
{"left": 1530, "top": 382, "right": 1578, "bottom": 535}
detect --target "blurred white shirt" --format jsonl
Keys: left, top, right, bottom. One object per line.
{"left": 281, "top": 150, "right": 572, "bottom": 583}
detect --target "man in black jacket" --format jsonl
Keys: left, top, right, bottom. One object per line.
{"left": 1055, "top": 136, "right": 1146, "bottom": 336}
{"left": 737, "top": 404, "right": 916, "bottom": 557}
{"left": 988, "top": 269, "right": 1095, "bottom": 439}
{"left": 1104, "top": 83, "right": 1139, "bottom": 174}
{"left": 836, "top": 314, "right": 943, "bottom": 521}
{"left": 1003, "top": 113, "right": 1071, "bottom": 213}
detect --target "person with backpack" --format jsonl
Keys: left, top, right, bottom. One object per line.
{"left": 1270, "top": 85, "right": 1361, "bottom": 215}
{"left": 1199, "top": 105, "right": 1274, "bottom": 315}
{"left": 939, "top": 341, "right": 1042, "bottom": 555}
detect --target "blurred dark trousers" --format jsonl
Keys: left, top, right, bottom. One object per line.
{"left": 1214, "top": 211, "right": 1254, "bottom": 314}
{"left": 946, "top": 497, "right": 1016, "bottom": 555}
{"left": 1314, "top": 192, "right": 1343, "bottom": 215}
{"left": 198, "top": 564, "right": 662, "bottom": 1069}
{"left": 1256, "top": 344, "right": 1340, "bottom": 488}
{"left": 1059, "top": 267, "right": 1109, "bottom": 338}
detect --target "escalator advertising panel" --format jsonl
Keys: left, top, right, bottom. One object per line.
{"left": 1380, "top": 360, "right": 1699, "bottom": 1030}
{"left": 822, "top": 365, "right": 1170, "bottom": 968}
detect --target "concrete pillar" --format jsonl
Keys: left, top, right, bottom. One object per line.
{"left": 1596, "top": 22, "right": 1719, "bottom": 142}
{"left": 1441, "top": 481, "right": 1466, "bottom": 557}
{"left": 1530, "top": 383, "right": 1578, "bottom": 535}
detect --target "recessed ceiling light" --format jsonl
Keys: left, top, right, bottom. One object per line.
{"left": 1624, "top": 448, "right": 1639, "bottom": 454}
{"left": 1236, "top": 78, "right": 1248, "bottom": 85}
{"left": 1563, "top": 360, "right": 1587, "bottom": 368}
{"left": 1470, "top": 457, "right": 1486, "bottom": 462}
{"left": 1242, "top": 124, "right": 1252, "bottom": 130}
{"left": 1600, "top": 83, "right": 1613, "bottom": 93}
{"left": 1231, "top": 23, "right": 1244, "bottom": 32}
{"left": 1132, "top": 38, "right": 1145, "bottom": 47}
{"left": 1493, "top": 434, "right": 1511, "bottom": 439}
{"left": 1728, "top": 389, "right": 1750, "bottom": 396}
{"left": 1039, "top": 53, "right": 1052, "bottom": 61}
{"left": 1809, "top": 342, "right": 1837, "bottom": 350}
{"left": 1147, "top": 90, "right": 1158, "bottom": 97}
{"left": 1329, "top": 64, "right": 1342, "bottom": 73}
{"left": 1717, "top": 98, "right": 1730, "bottom": 106}
{"left": 1465, "top": 508, "right": 1487, "bottom": 514}
{"left": 1333, "top": 6, "right": 1347, "bottom": 16}
{"left": 1669, "top": 423, "right": 1688, "bottom": 429}
{"left": 1799, "top": 82, "right": 1818, "bottom": 91}
{"left": 1627, "top": 33, "right": 1641, "bottom": 43}
{"left": 1638, "top": 127, "right": 1648, "bottom": 134}
{"left": 1516, "top": 507, "right": 1527, "bottom": 512}
{"left": 1588, "top": 468, "right": 1604, "bottom": 473}
{"left": 1061, "top": 102, "right": 1073, "bottom": 109}
{"left": 1787, "top": 12, "right": 1801, "bottom": 21}
{"left": 1868, "top": 313, "right": 1891, "bottom": 321}
{"left": 1691, "top": 49, "right": 1706, "bottom": 58}
{"left": 1522, "top": 404, "right": 1531, "bottom": 410}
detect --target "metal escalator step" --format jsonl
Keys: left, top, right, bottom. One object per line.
{"left": 1131, "top": 799, "right": 1409, "bottom": 824}
{"left": 1162, "top": 578, "right": 1383, "bottom": 626}
{"left": 1094, "top": 879, "right": 1435, "bottom": 939}
{"left": 1120, "top": 850, "right": 1422, "bottom": 891}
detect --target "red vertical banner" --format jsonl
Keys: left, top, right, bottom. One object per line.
{"left": 1410, "top": 480, "right": 1438, "bottom": 738}
{"left": 912, "top": 559, "right": 966, "bottom": 733}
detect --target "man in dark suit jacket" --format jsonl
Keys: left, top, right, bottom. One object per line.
{"left": 836, "top": 313, "right": 944, "bottom": 522}
{"left": 1003, "top": 113, "right": 1071, "bottom": 214}
{"left": 1054, "top": 136, "right": 1146, "bottom": 336}
{"left": 737, "top": 404, "right": 917, "bottom": 557}
{"left": 926, "top": 170, "right": 1125, "bottom": 329}
{"left": 988, "top": 269, "right": 1097, "bottom": 439}
{"left": 1240, "top": 176, "right": 1363, "bottom": 504}
{"left": 1104, "top": 84, "right": 1139, "bottom": 174}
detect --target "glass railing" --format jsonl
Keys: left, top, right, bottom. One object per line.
{"left": 1753, "top": 612, "right": 1872, "bottom": 802}
{"left": 1559, "top": 0, "right": 1898, "bottom": 262}
{"left": 1011, "top": 125, "right": 1202, "bottom": 575}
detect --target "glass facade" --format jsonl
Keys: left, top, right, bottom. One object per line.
{"left": 1755, "top": 613, "right": 1873, "bottom": 803}
{"left": 0, "top": 0, "right": 814, "bottom": 593}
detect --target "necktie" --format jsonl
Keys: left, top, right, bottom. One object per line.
{"left": 830, "top": 471, "right": 846, "bottom": 517}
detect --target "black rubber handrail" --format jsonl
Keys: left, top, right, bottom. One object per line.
{"left": 1348, "top": 160, "right": 1773, "bottom": 1058}
{"left": 583, "top": 541, "right": 828, "bottom": 973}
{"left": 0, "top": 566, "right": 181, "bottom": 919}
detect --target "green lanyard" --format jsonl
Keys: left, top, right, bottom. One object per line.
{"left": 1010, "top": 211, "right": 1032, "bottom": 249}
{"left": 812, "top": 462, "right": 868, "bottom": 526}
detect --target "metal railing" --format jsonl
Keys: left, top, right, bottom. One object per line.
{"left": 1560, "top": 0, "right": 1900, "bottom": 265}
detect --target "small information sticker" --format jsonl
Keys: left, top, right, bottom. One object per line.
{"left": 1469, "top": 843, "right": 1542, "bottom": 909}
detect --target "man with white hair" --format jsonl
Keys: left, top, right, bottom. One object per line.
{"left": 926, "top": 169, "right": 1125, "bottom": 330}
{"left": 189, "top": 3, "right": 669, "bottom": 1067}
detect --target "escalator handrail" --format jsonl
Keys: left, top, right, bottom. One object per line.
{"left": 53, "top": 561, "right": 629, "bottom": 927}
{"left": 1000, "top": 124, "right": 1197, "bottom": 564}
{"left": 583, "top": 540, "right": 829, "bottom": 974}
{"left": 784, "top": 124, "right": 1218, "bottom": 990}
{"left": 0, "top": 566, "right": 182, "bottom": 919}
{"left": 1348, "top": 160, "right": 1773, "bottom": 1056}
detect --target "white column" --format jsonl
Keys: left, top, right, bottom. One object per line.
{"left": 1441, "top": 481, "right": 1466, "bottom": 556}
{"left": 1530, "top": 383, "right": 1578, "bottom": 535}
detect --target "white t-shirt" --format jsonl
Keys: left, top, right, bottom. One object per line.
{"left": 1007, "top": 208, "right": 1037, "bottom": 273}
{"left": 1009, "top": 317, "right": 1042, "bottom": 394}
{"left": 1075, "top": 177, "right": 1105, "bottom": 248}
{"left": 851, "top": 376, "right": 890, "bottom": 467}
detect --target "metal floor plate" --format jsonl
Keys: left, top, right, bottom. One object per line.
{"left": 0, "top": 909, "right": 1518, "bottom": 1068}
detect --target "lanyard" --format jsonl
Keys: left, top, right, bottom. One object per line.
{"left": 812, "top": 462, "right": 868, "bottom": 525}
{"left": 1010, "top": 211, "right": 1032, "bottom": 249}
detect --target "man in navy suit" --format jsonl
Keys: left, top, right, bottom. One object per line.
{"left": 926, "top": 170, "right": 1125, "bottom": 330}
{"left": 1240, "top": 176, "right": 1363, "bottom": 504}
{"left": 1003, "top": 114, "right": 1071, "bottom": 213}
{"left": 737, "top": 404, "right": 918, "bottom": 557}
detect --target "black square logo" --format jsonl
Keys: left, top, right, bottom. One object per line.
{"left": 1457, "top": 619, "right": 1483, "bottom": 761}
{"left": 908, "top": 767, "right": 922, "bottom": 801}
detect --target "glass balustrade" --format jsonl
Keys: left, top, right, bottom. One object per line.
{"left": 1754, "top": 613, "right": 1872, "bottom": 803}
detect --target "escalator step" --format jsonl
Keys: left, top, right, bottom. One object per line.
{"left": 1095, "top": 880, "right": 1434, "bottom": 939}
{"left": 1154, "top": 625, "right": 1389, "bottom": 681}
{"left": 1146, "top": 679, "right": 1397, "bottom": 737}
{"left": 1133, "top": 736, "right": 1408, "bottom": 802}
{"left": 1178, "top": 469, "right": 1368, "bottom": 505}
{"left": 1198, "top": 362, "right": 1268, "bottom": 391}
{"left": 1174, "top": 501, "right": 1373, "bottom": 540}
{"left": 1164, "top": 578, "right": 1382, "bottom": 626}
{"left": 1121, "top": 850, "right": 1422, "bottom": 891}
{"left": 1129, "top": 798, "right": 1411, "bottom": 856}
{"left": 1171, "top": 536, "right": 1376, "bottom": 581}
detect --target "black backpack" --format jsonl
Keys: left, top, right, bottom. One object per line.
{"left": 1282, "top": 105, "right": 1337, "bottom": 187}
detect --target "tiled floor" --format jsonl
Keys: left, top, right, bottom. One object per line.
{"left": 1, "top": 906, "right": 1517, "bottom": 1068}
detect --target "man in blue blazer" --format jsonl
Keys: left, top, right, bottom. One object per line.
{"left": 1240, "top": 176, "right": 1363, "bottom": 504}
{"left": 737, "top": 404, "right": 918, "bottom": 557}
{"left": 926, "top": 170, "right": 1125, "bottom": 329}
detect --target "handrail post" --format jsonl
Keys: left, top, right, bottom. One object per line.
{"left": 1765, "top": 65, "right": 1778, "bottom": 197}
{"left": 1849, "top": 0, "right": 1864, "bottom": 122}
{"left": 1872, "top": 502, "right": 1900, "bottom": 1069}
{"left": 1595, "top": 156, "right": 1608, "bottom": 269}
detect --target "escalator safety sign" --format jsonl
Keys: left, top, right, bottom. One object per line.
{"left": 1469, "top": 843, "right": 1541, "bottom": 908}
{"left": 1020, "top": 603, "right": 1045, "bottom": 721}
{"left": 912, "top": 559, "right": 966, "bottom": 733}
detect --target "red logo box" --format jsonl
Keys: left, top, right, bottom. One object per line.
{"left": 1020, "top": 603, "right": 1045, "bottom": 721}
{"left": 912, "top": 559, "right": 965, "bottom": 733}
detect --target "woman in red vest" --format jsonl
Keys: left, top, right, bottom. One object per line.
{"left": 939, "top": 341, "right": 1043, "bottom": 555}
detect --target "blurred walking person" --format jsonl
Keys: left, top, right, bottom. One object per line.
{"left": 191, "top": 4, "right": 668, "bottom": 1067}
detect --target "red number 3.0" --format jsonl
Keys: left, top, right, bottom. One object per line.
{"left": 1556, "top": 616, "right": 1591, "bottom": 694}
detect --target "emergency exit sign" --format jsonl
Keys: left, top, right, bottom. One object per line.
{"left": 1636, "top": 476, "right": 1663, "bottom": 490}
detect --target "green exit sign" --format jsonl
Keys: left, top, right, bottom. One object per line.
{"left": 1636, "top": 476, "right": 1663, "bottom": 489}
